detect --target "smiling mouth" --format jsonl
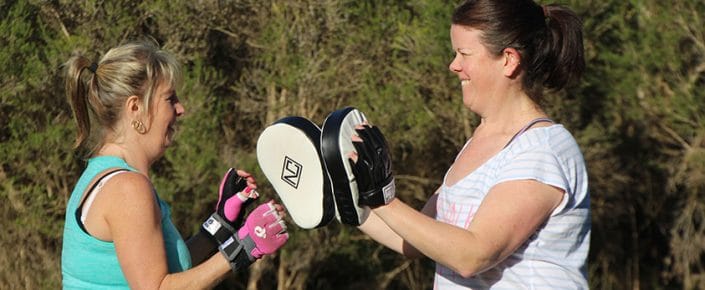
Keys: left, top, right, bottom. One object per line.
{"left": 461, "top": 80, "right": 471, "bottom": 87}
{"left": 167, "top": 122, "right": 177, "bottom": 135}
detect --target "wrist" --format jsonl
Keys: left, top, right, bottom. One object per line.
{"left": 202, "top": 213, "right": 236, "bottom": 245}
{"left": 360, "top": 177, "right": 396, "bottom": 208}
{"left": 218, "top": 235, "right": 256, "bottom": 273}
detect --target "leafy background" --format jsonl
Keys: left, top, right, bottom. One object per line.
{"left": 1, "top": 0, "right": 704, "bottom": 289}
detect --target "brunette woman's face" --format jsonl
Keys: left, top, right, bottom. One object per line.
{"left": 448, "top": 25, "right": 505, "bottom": 113}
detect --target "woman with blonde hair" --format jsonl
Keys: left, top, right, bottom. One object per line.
{"left": 61, "top": 41, "right": 289, "bottom": 289}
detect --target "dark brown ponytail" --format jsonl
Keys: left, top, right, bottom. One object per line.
{"left": 540, "top": 4, "right": 585, "bottom": 92}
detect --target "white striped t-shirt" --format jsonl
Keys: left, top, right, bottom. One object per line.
{"left": 434, "top": 124, "right": 590, "bottom": 290}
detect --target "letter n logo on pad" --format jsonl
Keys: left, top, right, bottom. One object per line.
{"left": 281, "top": 156, "right": 302, "bottom": 189}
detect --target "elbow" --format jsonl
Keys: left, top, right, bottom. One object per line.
{"left": 454, "top": 263, "right": 486, "bottom": 279}
{"left": 451, "top": 262, "right": 480, "bottom": 279}
{"left": 401, "top": 241, "right": 425, "bottom": 259}
{"left": 449, "top": 254, "right": 500, "bottom": 279}
{"left": 456, "top": 267, "right": 480, "bottom": 279}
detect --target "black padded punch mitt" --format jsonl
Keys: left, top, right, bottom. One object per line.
{"left": 320, "top": 107, "right": 371, "bottom": 226}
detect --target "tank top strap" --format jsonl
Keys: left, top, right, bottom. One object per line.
{"left": 504, "top": 117, "right": 554, "bottom": 148}
{"left": 75, "top": 168, "right": 130, "bottom": 234}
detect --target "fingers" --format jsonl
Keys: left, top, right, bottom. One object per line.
{"left": 236, "top": 169, "right": 258, "bottom": 190}
{"left": 347, "top": 151, "right": 359, "bottom": 163}
{"left": 369, "top": 126, "right": 388, "bottom": 150}
{"left": 272, "top": 202, "right": 288, "bottom": 219}
{"left": 231, "top": 169, "right": 258, "bottom": 199}
{"left": 257, "top": 202, "right": 289, "bottom": 241}
{"left": 276, "top": 233, "right": 289, "bottom": 241}
{"left": 267, "top": 219, "right": 288, "bottom": 235}
{"left": 352, "top": 137, "right": 374, "bottom": 165}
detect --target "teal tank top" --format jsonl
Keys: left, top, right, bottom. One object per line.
{"left": 61, "top": 156, "right": 192, "bottom": 289}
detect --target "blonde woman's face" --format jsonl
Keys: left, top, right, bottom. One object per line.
{"left": 145, "top": 82, "right": 185, "bottom": 155}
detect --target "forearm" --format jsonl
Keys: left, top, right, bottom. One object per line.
{"left": 186, "top": 231, "right": 219, "bottom": 266}
{"left": 372, "top": 199, "right": 496, "bottom": 277}
{"left": 159, "top": 254, "right": 230, "bottom": 290}
{"left": 358, "top": 210, "right": 423, "bottom": 258}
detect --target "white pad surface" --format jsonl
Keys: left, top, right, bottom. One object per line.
{"left": 256, "top": 117, "right": 334, "bottom": 229}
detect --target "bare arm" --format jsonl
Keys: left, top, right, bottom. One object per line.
{"left": 358, "top": 191, "right": 439, "bottom": 258}
{"left": 370, "top": 180, "right": 563, "bottom": 278}
{"left": 103, "top": 173, "right": 231, "bottom": 289}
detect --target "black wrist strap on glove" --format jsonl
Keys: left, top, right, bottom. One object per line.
{"left": 218, "top": 235, "right": 257, "bottom": 272}
{"left": 359, "top": 176, "right": 395, "bottom": 207}
{"left": 202, "top": 213, "right": 236, "bottom": 245}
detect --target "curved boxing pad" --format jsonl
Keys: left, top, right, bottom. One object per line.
{"left": 321, "top": 107, "right": 371, "bottom": 226}
{"left": 256, "top": 117, "right": 335, "bottom": 229}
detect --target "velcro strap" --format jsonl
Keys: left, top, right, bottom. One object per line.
{"left": 381, "top": 177, "right": 395, "bottom": 204}
{"left": 360, "top": 177, "right": 395, "bottom": 207}
{"left": 202, "top": 213, "right": 236, "bottom": 245}
{"left": 218, "top": 235, "right": 257, "bottom": 273}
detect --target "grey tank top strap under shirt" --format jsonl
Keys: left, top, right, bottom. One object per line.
{"left": 504, "top": 117, "right": 554, "bottom": 148}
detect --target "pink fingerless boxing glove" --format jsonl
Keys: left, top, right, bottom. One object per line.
{"left": 203, "top": 168, "right": 258, "bottom": 246}
{"left": 218, "top": 201, "right": 289, "bottom": 272}
{"left": 216, "top": 168, "right": 259, "bottom": 224}
{"left": 237, "top": 201, "right": 289, "bottom": 259}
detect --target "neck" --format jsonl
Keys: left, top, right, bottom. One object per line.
{"left": 477, "top": 89, "right": 546, "bottom": 135}
{"left": 97, "top": 142, "right": 152, "bottom": 177}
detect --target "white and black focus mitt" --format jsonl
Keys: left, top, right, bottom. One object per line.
{"left": 256, "top": 116, "right": 336, "bottom": 229}
{"left": 257, "top": 107, "right": 394, "bottom": 228}
{"left": 321, "top": 107, "right": 371, "bottom": 225}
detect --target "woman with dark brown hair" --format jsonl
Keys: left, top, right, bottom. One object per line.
{"left": 352, "top": 1, "right": 590, "bottom": 288}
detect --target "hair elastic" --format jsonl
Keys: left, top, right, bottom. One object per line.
{"left": 88, "top": 63, "right": 98, "bottom": 73}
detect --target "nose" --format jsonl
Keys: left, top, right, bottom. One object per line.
{"left": 449, "top": 54, "right": 462, "bottom": 73}
{"left": 175, "top": 102, "right": 185, "bottom": 117}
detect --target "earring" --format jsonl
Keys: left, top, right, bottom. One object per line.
{"left": 131, "top": 120, "right": 147, "bottom": 134}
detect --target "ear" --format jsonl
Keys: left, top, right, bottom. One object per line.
{"left": 502, "top": 47, "right": 522, "bottom": 77}
{"left": 125, "top": 95, "right": 143, "bottom": 119}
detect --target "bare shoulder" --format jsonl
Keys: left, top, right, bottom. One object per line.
{"left": 100, "top": 171, "right": 159, "bottom": 220}
{"left": 102, "top": 171, "right": 154, "bottom": 197}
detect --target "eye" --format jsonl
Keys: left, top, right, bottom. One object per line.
{"left": 168, "top": 94, "right": 179, "bottom": 105}
{"left": 456, "top": 49, "right": 472, "bottom": 58}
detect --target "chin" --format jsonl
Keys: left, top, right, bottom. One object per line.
{"left": 165, "top": 131, "right": 176, "bottom": 147}
{"left": 462, "top": 97, "right": 474, "bottom": 109}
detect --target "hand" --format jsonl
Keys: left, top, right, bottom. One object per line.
{"left": 202, "top": 168, "right": 259, "bottom": 246}
{"left": 349, "top": 125, "right": 395, "bottom": 208}
{"left": 215, "top": 168, "right": 259, "bottom": 226}
{"left": 237, "top": 201, "right": 289, "bottom": 259}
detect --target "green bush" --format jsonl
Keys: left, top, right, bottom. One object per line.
{"left": 1, "top": 0, "right": 704, "bottom": 289}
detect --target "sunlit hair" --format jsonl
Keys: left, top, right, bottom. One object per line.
{"left": 452, "top": 0, "right": 585, "bottom": 102}
{"left": 64, "top": 40, "right": 181, "bottom": 155}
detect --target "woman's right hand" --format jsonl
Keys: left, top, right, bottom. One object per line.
{"left": 237, "top": 201, "right": 289, "bottom": 259}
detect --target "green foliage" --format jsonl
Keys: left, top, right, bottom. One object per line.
{"left": 2, "top": 0, "right": 704, "bottom": 289}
